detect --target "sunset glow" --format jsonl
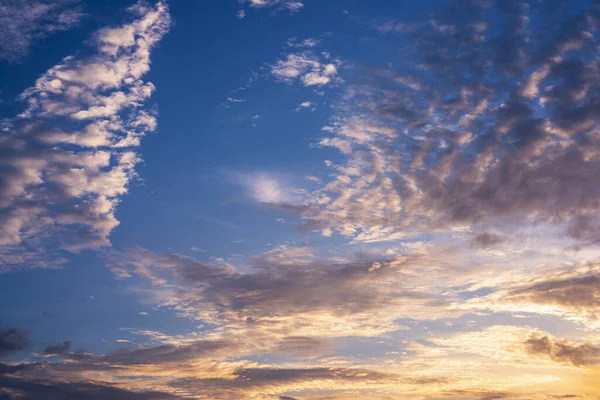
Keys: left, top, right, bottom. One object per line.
{"left": 1, "top": 1, "right": 600, "bottom": 399}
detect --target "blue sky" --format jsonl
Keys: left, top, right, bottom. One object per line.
{"left": 1, "top": 1, "right": 600, "bottom": 399}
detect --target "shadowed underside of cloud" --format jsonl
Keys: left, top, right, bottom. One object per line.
{"left": 109, "top": 247, "right": 447, "bottom": 336}
{"left": 462, "top": 262, "right": 600, "bottom": 328}
{"left": 0, "top": 373, "right": 182, "bottom": 400}
{"left": 525, "top": 333, "right": 600, "bottom": 366}
{"left": 2, "top": 322, "right": 595, "bottom": 400}
{"left": 0, "top": 328, "right": 28, "bottom": 358}
{"left": 0, "top": 1, "right": 170, "bottom": 271}
{"left": 509, "top": 274, "right": 600, "bottom": 312}
{"left": 41, "top": 341, "right": 71, "bottom": 356}
{"left": 0, "top": 0, "right": 83, "bottom": 62}
{"left": 0, "top": 354, "right": 448, "bottom": 400}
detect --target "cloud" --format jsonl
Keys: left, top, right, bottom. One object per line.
{"left": 0, "top": 373, "right": 182, "bottom": 400}
{"left": 0, "top": 328, "right": 28, "bottom": 358}
{"left": 235, "top": 173, "right": 306, "bottom": 206}
{"left": 450, "top": 258, "right": 600, "bottom": 329}
{"left": 4, "top": 2, "right": 600, "bottom": 400}
{"left": 287, "top": 38, "right": 320, "bottom": 48}
{"left": 242, "top": 0, "right": 303, "bottom": 13}
{"left": 0, "top": 0, "right": 83, "bottom": 62}
{"left": 294, "top": 101, "right": 315, "bottom": 111}
{"left": 169, "top": 366, "right": 397, "bottom": 394}
{"left": 524, "top": 334, "right": 600, "bottom": 367}
{"left": 271, "top": 51, "right": 341, "bottom": 87}
{"left": 0, "top": 1, "right": 170, "bottom": 269}
{"left": 108, "top": 247, "right": 453, "bottom": 339}
{"left": 297, "top": 1, "right": 600, "bottom": 247}
{"left": 41, "top": 341, "right": 71, "bottom": 356}
{"left": 470, "top": 233, "right": 505, "bottom": 249}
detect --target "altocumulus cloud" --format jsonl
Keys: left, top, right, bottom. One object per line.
{"left": 301, "top": 1, "right": 600, "bottom": 246}
{"left": 0, "top": 1, "right": 170, "bottom": 271}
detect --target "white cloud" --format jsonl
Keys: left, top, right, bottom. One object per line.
{"left": 0, "top": 1, "right": 170, "bottom": 264}
{"left": 295, "top": 101, "right": 315, "bottom": 111}
{"left": 271, "top": 51, "right": 341, "bottom": 87}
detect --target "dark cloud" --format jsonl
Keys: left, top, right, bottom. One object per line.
{"left": 57, "top": 334, "right": 332, "bottom": 367}
{"left": 0, "top": 328, "right": 28, "bottom": 358}
{"left": 275, "top": 336, "right": 335, "bottom": 356}
{"left": 72, "top": 338, "right": 235, "bottom": 365}
{"left": 170, "top": 366, "right": 398, "bottom": 393}
{"left": 41, "top": 341, "right": 71, "bottom": 356}
{"left": 0, "top": 374, "right": 181, "bottom": 400}
{"left": 524, "top": 334, "right": 600, "bottom": 366}
{"left": 0, "top": 363, "right": 29, "bottom": 375}
{"left": 0, "top": 359, "right": 180, "bottom": 400}
{"left": 509, "top": 274, "right": 600, "bottom": 312}
{"left": 470, "top": 233, "right": 505, "bottom": 248}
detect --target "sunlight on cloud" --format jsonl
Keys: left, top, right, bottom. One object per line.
{"left": 4, "top": 1, "right": 600, "bottom": 400}
{"left": 0, "top": 1, "right": 169, "bottom": 268}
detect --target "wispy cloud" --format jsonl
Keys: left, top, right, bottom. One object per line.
{"left": 0, "top": 0, "right": 84, "bottom": 62}
{"left": 234, "top": 172, "right": 306, "bottom": 207}
{"left": 242, "top": 0, "right": 303, "bottom": 13}
{"left": 294, "top": 100, "right": 315, "bottom": 111}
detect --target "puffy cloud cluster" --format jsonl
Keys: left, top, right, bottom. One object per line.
{"left": 296, "top": 1, "right": 600, "bottom": 246}
{"left": 0, "top": 1, "right": 170, "bottom": 268}
{"left": 271, "top": 50, "right": 341, "bottom": 87}
{"left": 0, "top": 0, "right": 83, "bottom": 62}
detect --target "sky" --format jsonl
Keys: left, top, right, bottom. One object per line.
{"left": 1, "top": 0, "right": 600, "bottom": 399}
